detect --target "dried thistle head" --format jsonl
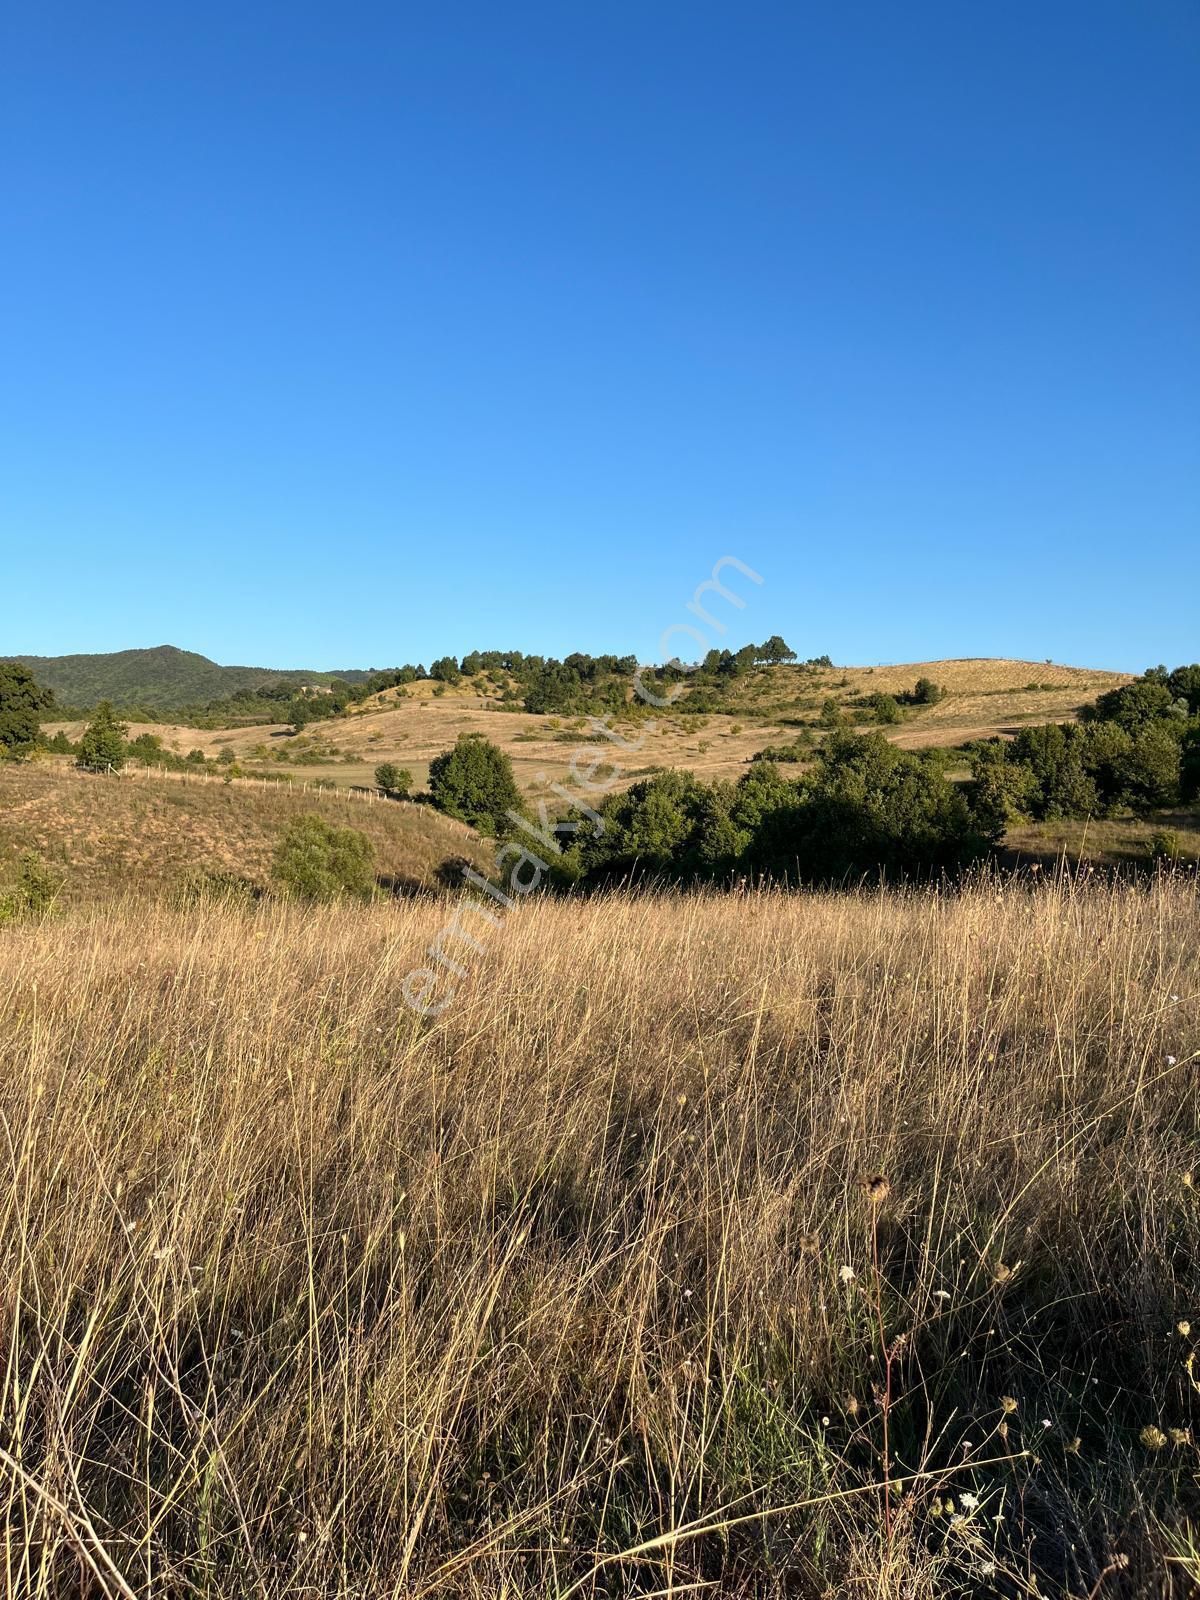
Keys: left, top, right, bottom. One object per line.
{"left": 1140, "top": 1425, "right": 1168, "bottom": 1451}
{"left": 1001, "top": 1395, "right": 1018, "bottom": 1414}
{"left": 860, "top": 1173, "right": 891, "bottom": 1206}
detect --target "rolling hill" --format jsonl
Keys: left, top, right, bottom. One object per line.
{"left": 47, "top": 654, "right": 1130, "bottom": 796}
{"left": 2, "top": 644, "right": 373, "bottom": 711}
{"left": 0, "top": 760, "right": 488, "bottom": 905}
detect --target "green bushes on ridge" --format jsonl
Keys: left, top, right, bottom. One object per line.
{"left": 968, "top": 663, "right": 1200, "bottom": 824}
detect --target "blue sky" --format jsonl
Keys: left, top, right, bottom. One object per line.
{"left": 3, "top": 1, "right": 1197, "bottom": 673}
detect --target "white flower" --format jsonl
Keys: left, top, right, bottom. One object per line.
{"left": 1041, "top": 1418, "right": 1052, "bottom": 1428}
{"left": 839, "top": 1265, "right": 856, "bottom": 1284}
{"left": 959, "top": 1491, "right": 979, "bottom": 1509}
{"left": 1167, "top": 1055, "right": 1178, "bottom": 1066}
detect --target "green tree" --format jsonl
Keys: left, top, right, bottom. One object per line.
{"left": 374, "top": 762, "right": 413, "bottom": 798}
{"left": 271, "top": 815, "right": 375, "bottom": 902}
{"left": 429, "top": 655, "right": 462, "bottom": 685}
{"left": 911, "top": 677, "right": 943, "bottom": 705}
{"left": 757, "top": 635, "right": 797, "bottom": 664}
{"left": 76, "top": 702, "right": 128, "bottom": 772}
{"left": 428, "top": 734, "right": 523, "bottom": 835}
{"left": 0, "top": 663, "right": 54, "bottom": 754}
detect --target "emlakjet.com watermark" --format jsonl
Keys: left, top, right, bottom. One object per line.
{"left": 402, "top": 556, "right": 763, "bottom": 1017}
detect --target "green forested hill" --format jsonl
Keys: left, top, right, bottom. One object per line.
{"left": 3, "top": 645, "right": 371, "bottom": 710}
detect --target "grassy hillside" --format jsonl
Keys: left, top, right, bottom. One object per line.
{"left": 0, "top": 879, "right": 1196, "bottom": 1595}
{"left": 47, "top": 656, "right": 1130, "bottom": 797}
{"left": 0, "top": 760, "right": 488, "bottom": 904}
{"left": 4, "top": 644, "right": 371, "bottom": 711}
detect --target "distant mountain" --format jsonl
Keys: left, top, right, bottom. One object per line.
{"left": 3, "top": 646, "right": 374, "bottom": 711}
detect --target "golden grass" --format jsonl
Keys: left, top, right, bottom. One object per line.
{"left": 1, "top": 876, "right": 1198, "bottom": 1596}
{"left": 0, "top": 762, "right": 489, "bottom": 905}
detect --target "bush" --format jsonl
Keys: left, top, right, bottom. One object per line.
{"left": 0, "top": 853, "right": 64, "bottom": 923}
{"left": 271, "top": 816, "right": 375, "bottom": 903}
{"left": 76, "top": 702, "right": 128, "bottom": 773}
{"left": 751, "top": 732, "right": 812, "bottom": 763}
{"left": 1146, "top": 829, "right": 1184, "bottom": 863}
{"left": 910, "top": 677, "right": 943, "bottom": 705}
{"left": 374, "top": 762, "right": 413, "bottom": 798}
{"left": 428, "top": 734, "right": 523, "bottom": 835}
{"left": 866, "top": 692, "right": 902, "bottom": 725}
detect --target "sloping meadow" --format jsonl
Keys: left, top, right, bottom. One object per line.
{"left": 1, "top": 873, "right": 1197, "bottom": 1597}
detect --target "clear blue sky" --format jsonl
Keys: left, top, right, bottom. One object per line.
{"left": 3, "top": 1, "right": 1197, "bottom": 673}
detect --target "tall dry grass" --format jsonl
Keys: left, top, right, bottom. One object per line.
{"left": 1, "top": 875, "right": 1198, "bottom": 1597}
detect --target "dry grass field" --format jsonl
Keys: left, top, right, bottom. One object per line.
{"left": 0, "top": 762, "right": 488, "bottom": 905}
{"left": 44, "top": 659, "right": 1129, "bottom": 798}
{"left": 2, "top": 876, "right": 1198, "bottom": 1597}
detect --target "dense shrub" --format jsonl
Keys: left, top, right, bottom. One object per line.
{"left": 271, "top": 816, "right": 375, "bottom": 903}
{"left": 574, "top": 732, "right": 989, "bottom": 886}
{"left": 776, "top": 730, "right": 990, "bottom": 879}
{"left": 428, "top": 734, "right": 523, "bottom": 835}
